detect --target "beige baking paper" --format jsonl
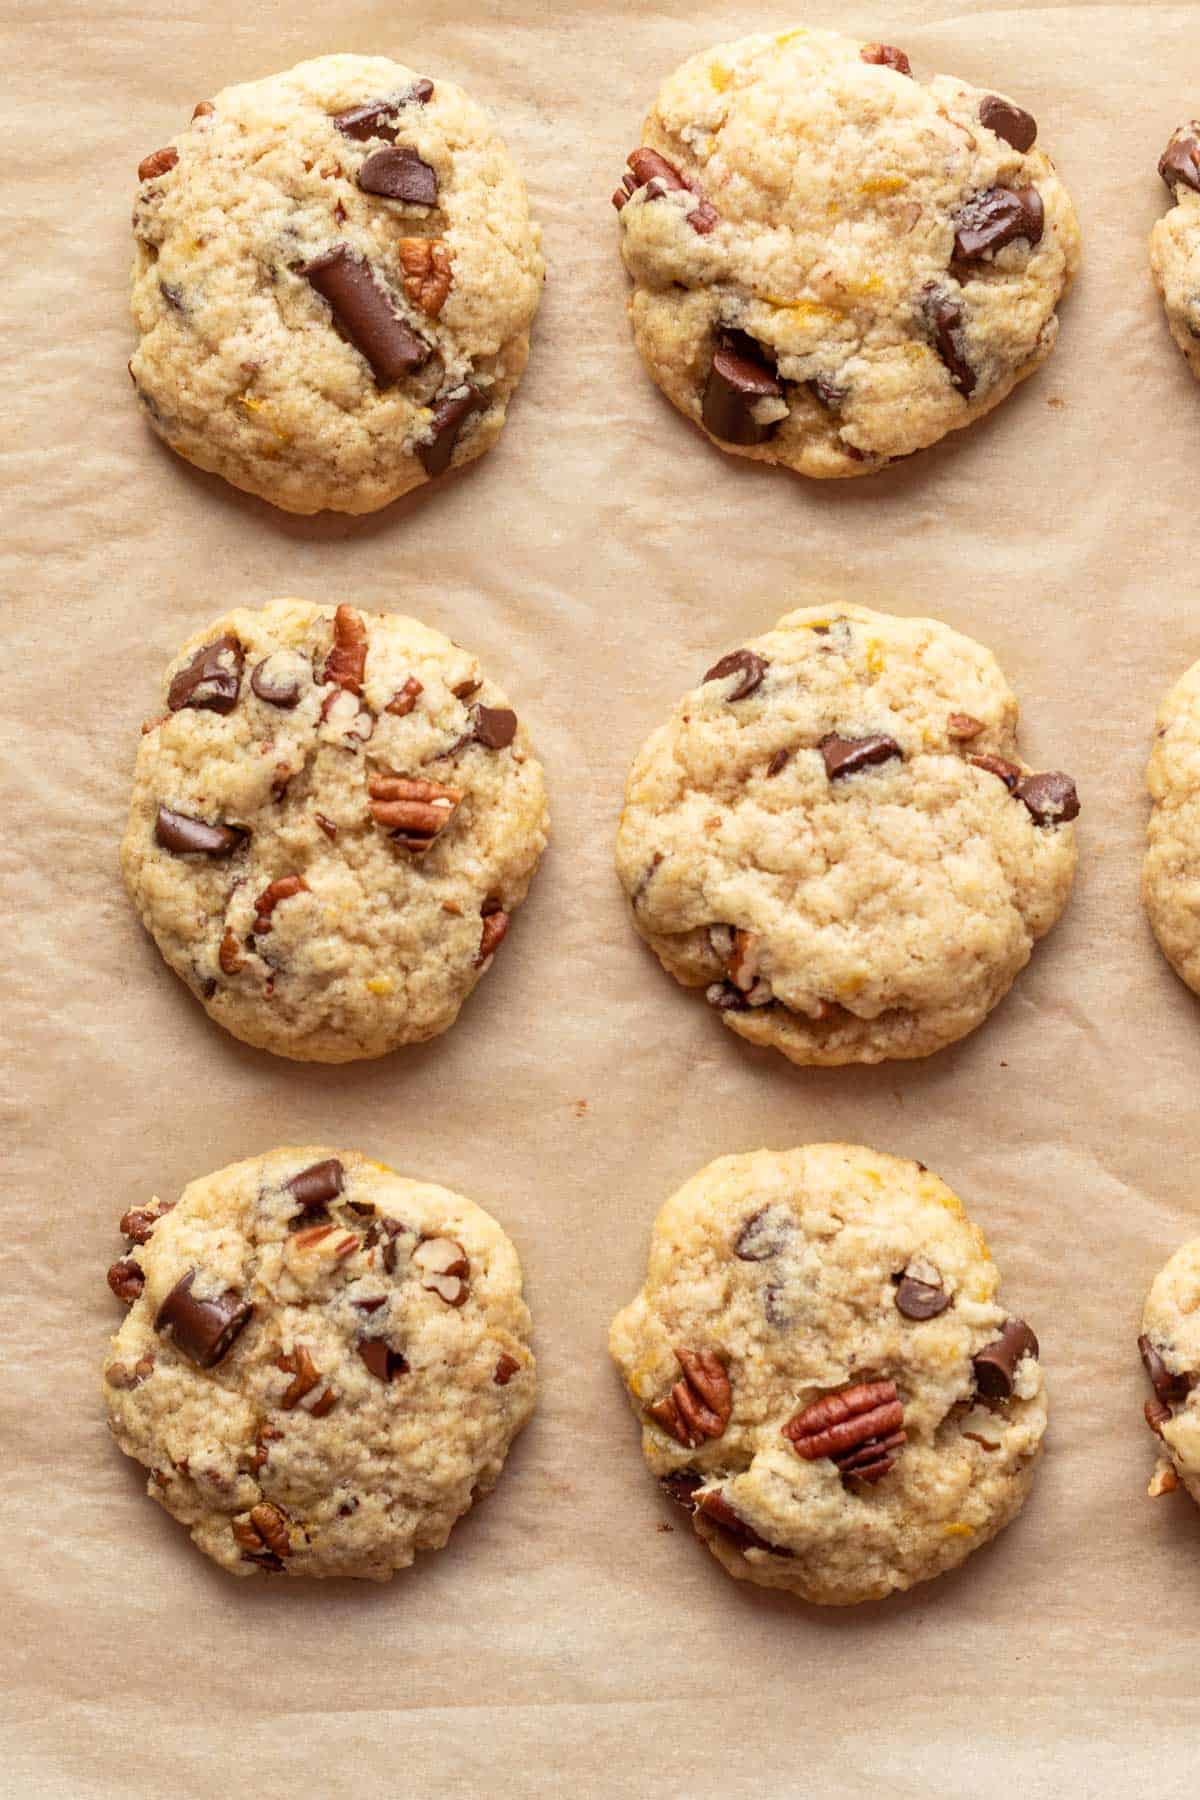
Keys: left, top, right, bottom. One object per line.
{"left": 5, "top": 0, "right": 1200, "bottom": 1793}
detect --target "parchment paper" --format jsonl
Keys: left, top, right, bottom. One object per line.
{"left": 6, "top": 1, "right": 1200, "bottom": 1793}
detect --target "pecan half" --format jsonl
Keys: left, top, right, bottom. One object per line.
{"left": 782, "top": 1379, "right": 905, "bottom": 1483}
{"left": 253, "top": 875, "right": 308, "bottom": 933}
{"left": 323, "top": 604, "right": 368, "bottom": 693}
{"left": 947, "top": 713, "right": 984, "bottom": 740}
{"left": 397, "top": 237, "right": 453, "bottom": 315}
{"left": 233, "top": 1499, "right": 292, "bottom": 1565}
{"left": 357, "top": 1338, "right": 409, "bottom": 1382}
{"left": 648, "top": 1349, "right": 732, "bottom": 1448}
{"left": 412, "top": 1236, "right": 469, "bottom": 1306}
{"left": 613, "top": 147, "right": 717, "bottom": 233}
{"left": 119, "top": 1199, "right": 174, "bottom": 1245}
{"left": 726, "top": 928, "right": 761, "bottom": 992}
{"left": 368, "top": 775, "right": 461, "bottom": 850}
{"left": 105, "top": 1355, "right": 155, "bottom": 1390}
{"left": 138, "top": 146, "right": 179, "bottom": 181}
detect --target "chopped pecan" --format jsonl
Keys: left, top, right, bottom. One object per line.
{"left": 119, "top": 1200, "right": 173, "bottom": 1245}
{"left": 323, "top": 604, "right": 368, "bottom": 693}
{"left": 252, "top": 874, "right": 309, "bottom": 933}
{"left": 1149, "top": 1459, "right": 1180, "bottom": 1497}
{"left": 320, "top": 686, "right": 375, "bottom": 746}
{"left": 613, "top": 147, "right": 717, "bottom": 233}
{"left": 386, "top": 676, "right": 424, "bottom": 716}
{"left": 219, "top": 927, "right": 245, "bottom": 974}
{"left": 973, "top": 1319, "right": 1038, "bottom": 1398}
{"left": 648, "top": 1349, "right": 732, "bottom": 1448}
{"left": 107, "top": 1258, "right": 145, "bottom": 1306}
{"left": 412, "top": 1236, "right": 470, "bottom": 1306}
{"left": 368, "top": 775, "right": 461, "bottom": 850}
{"left": 233, "top": 1499, "right": 292, "bottom": 1563}
{"left": 275, "top": 1344, "right": 336, "bottom": 1414}
{"left": 476, "top": 904, "right": 510, "bottom": 967}
{"left": 861, "top": 42, "right": 912, "bottom": 75}
{"left": 947, "top": 713, "right": 985, "bottom": 740}
{"left": 1139, "top": 1333, "right": 1190, "bottom": 1402}
{"left": 494, "top": 1352, "right": 521, "bottom": 1385}
{"left": 397, "top": 236, "right": 453, "bottom": 315}
{"left": 251, "top": 1424, "right": 283, "bottom": 1470}
{"left": 106, "top": 1355, "right": 155, "bottom": 1389}
{"left": 138, "top": 146, "right": 179, "bottom": 181}
{"left": 782, "top": 1379, "right": 905, "bottom": 1483}
{"left": 726, "top": 929, "right": 761, "bottom": 993}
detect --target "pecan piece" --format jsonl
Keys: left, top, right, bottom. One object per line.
{"left": 168, "top": 634, "right": 243, "bottom": 714}
{"left": 860, "top": 42, "right": 912, "bottom": 76}
{"left": 397, "top": 237, "right": 453, "bottom": 315}
{"left": 953, "top": 186, "right": 1043, "bottom": 264}
{"left": 613, "top": 148, "right": 718, "bottom": 232}
{"left": 105, "top": 1355, "right": 155, "bottom": 1390}
{"left": 1139, "top": 1334, "right": 1190, "bottom": 1402}
{"left": 648, "top": 1349, "right": 732, "bottom": 1448}
{"left": 476, "top": 903, "right": 510, "bottom": 967}
{"left": 1161, "top": 125, "right": 1200, "bottom": 196}
{"left": 368, "top": 775, "right": 461, "bottom": 850}
{"left": 412, "top": 1236, "right": 470, "bottom": 1306}
{"left": 233, "top": 1500, "right": 292, "bottom": 1564}
{"left": 119, "top": 1199, "right": 174, "bottom": 1245}
{"left": 252, "top": 875, "right": 309, "bottom": 933}
{"left": 138, "top": 146, "right": 179, "bottom": 181}
{"left": 323, "top": 604, "right": 368, "bottom": 693}
{"left": 386, "top": 676, "right": 423, "bottom": 716}
{"left": 947, "top": 713, "right": 984, "bottom": 740}
{"left": 695, "top": 1488, "right": 792, "bottom": 1554}
{"left": 783, "top": 1379, "right": 906, "bottom": 1483}
{"left": 494, "top": 1352, "right": 521, "bottom": 1385}
{"left": 107, "top": 1258, "right": 145, "bottom": 1306}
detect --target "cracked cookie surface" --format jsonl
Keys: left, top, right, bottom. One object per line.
{"left": 129, "top": 54, "right": 543, "bottom": 513}
{"left": 615, "top": 603, "right": 1078, "bottom": 1065}
{"left": 1144, "top": 657, "right": 1200, "bottom": 995}
{"left": 1150, "top": 124, "right": 1200, "bottom": 383}
{"left": 120, "top": 598, "right": 548, "bottom": 1062}
{"left": 609, "top": 1145, "right": 1046, "bottom": 1605}
{"left": 614, "top": 27, "right": 1079, "bottom": 475}
{"left": 103, "top": 1148, "right": 535, "bottom": 1580}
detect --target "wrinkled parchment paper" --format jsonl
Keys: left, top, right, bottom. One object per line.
{"left": 7, "top": 1, "right": 1200, "bottom": 1792}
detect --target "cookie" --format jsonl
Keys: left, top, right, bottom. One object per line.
{"left": 129, "top": 55, "right": 543, "bottom": 513}
{"left": 121, "top": 599, "right": 548, "bottom": 1061}
{"left": 1150, "top": 124, "right": 1200, "bottom": 381}
{"left": 1143, "top": 658, "right": 1200, "bottom": 994}
{"left": 612, "top": 27, "right": 1079, "bottom": 476}
{"left": 609, "top": 1145, "right": 1046, "bottom": 1605}
{"left": 1139, "top": 1242, "right": 1200, "bottom": 1502}
{"left": 616, "top": 604, "right": 1079, "bottom": 1065}
{"left": 103, "top": 1148, "right": 535, "bottom": 1580}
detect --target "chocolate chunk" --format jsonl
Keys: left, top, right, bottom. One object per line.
{"left": 979, "top": 94, "right": 1038, "bottom": 153}
{"left": 1139, "top": 1333, "right": 1189, "bottom": 1402}
{"left": 766, "top": 748, "right": 791, "bottom": 777}
{"left": 251, "top": 655, "right": 303, "bottom": 708}
{"left": 154, "top": 806, "right": 246, "bottom": 857}
{"left": 493, "top": 1352, "right": 521, "bottom": 1385}
{"left": 1160, "top": 127, "right": 1200, "bottom": 195}
{"left": 138, "top": 146, "right": 178, "bottom": 181}
{"left": 333, "top": 82, "right": 434, "bottom": 141}
{"left": 358, "top": 146, "right": 438, "bottom": 205}
{"left": 302, "top": 245, "right": 429, "bottom": 386}
{"left": 973, "top": 1318, "right": 1039, "bottom": 1399}
{"left": 286, "top": 1159, "right": 345, "bottom": 1212}
{"left": 895, "top": 1271, "right": 951, "bottom": 1320}
{"left": 953, "top": 187, "right": 1044, "bottom": 263}
{"left": 659, "top": 1470, "right": 703, "bottom": 1511}
{"left": 703, "top": 648, "right": 768, "bottom": 699}
{"left": 705, "top": 981, "right": 751, "bottom": 1012}
{"left": 819, "top": 733, "right": 902, "bottom": 780}
{"left": 357, "top": 1338, "right": 409, "bottom": 1382}
{"left": 418, "top": 384, "right": 487, "bottom": 477}
{"left": 1015, "top": 771, "right": 1080, "bottom": 826}
{"left": 924, "top": 290, "right": 976, "bottom": 396}
{"left": 107, "top": 1258, "right": 145, "bottom": 1306}
{"left": 733, "top": 1203, "right": 794, "bottom": 1262}
{"left": 860, "top": 43, "right": 912, "bottom": 77}
{"left": 969, "top": 753, "right": 1021, "bottom": 790}
{"left": 702, "top": 341, "right": 784, "bottom": 445}
{"left": 168, "top": 634, "right": 244, "bottom": 714}
{"left": 470, "top": 704, "right": 518, "bottom": 749}
{"left": 155, "top": 1269, "right": 254, "bottom": 1367}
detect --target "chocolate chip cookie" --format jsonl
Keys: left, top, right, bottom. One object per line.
{"left": 121, "top": 599, "right": 548, "bottom": 1061}
{"left": 616, "top": 604, "right": 1079, "bottom": 1064}
{"left": 1150, "top": 124, "right": 1200, "bottom": 381}
{"left": 613, "top": 27, "right": 1079, "bottom": 475}
{"left": 610, "top": 1145, "right": 1046, "bottom": 1604}
{"left": 1139, "top": 1241, "right": 1200, "bottom": 1503}
{"left": 103, "top": 1149, "right": 535, "bottom": 1579}
{"left": 129, "top": 55, "right": 543, "bottom": 513}
{"left": 1144, "top": 658, "right": 1200, "bottom": 997}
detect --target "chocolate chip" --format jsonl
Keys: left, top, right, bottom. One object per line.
{"left": 155, "top": 1269, "right": 254, "bottom": 1368}
{"left": 1139, "top": 1333, "right": 1189, "bottom": 1402}
{"left": 705, "top": 981, "right": 751, "bottom": 1012}
{"left": 895, "top": 1272, "right": 952, "bottom": 1320}
{"left": 702, "top": 341, "right": 784, "bottom": 445}
{"left": 969, "top": 753, "right": 1021, "bottom": 790}
{"left": 358, "top": 146, "right": 438, "bottom": 205}
{"left": 973, "top": 1318, "right": 1039, "bottom": 1399}
{"left": 107, "top": 1258, "right": 145, "bottom": 1306}
{"left": 979, "top": 95, "right": 1038, "bottom": 153}
{"left": 418, "top": 384, "right": 488, "bottom": 477}
{"left": 860, "top": 43, "right": 912, "bottom": 76}
{"left": 1160, "top": 128, "right": 1200, "bottom": 195}
{"left": 167, "top": 634, "right": 244, "bottom": 714}
{"left": 1015, "top": 771, "right": 1080, "bottom": 826}
{"left": 333, "top": 83, "right": 434, "bottom": 141}
{"left": 302, "top": 245, "right": 429, "bottom": 386}
{"left": 924, "top": 290, "right": 976, "bottom": 396}
{"left": 819, "top": 733, "right": 901, "bottom": 780}
{"left": 154, "top": 806, "right": 246, "bottom": 857}
{"left": 470, "top": 704, "right": 517, "bottom": 749}
{"left": 953, "top": 186, "right": 1044, "bottom": 263}
{"left": 286, "top": 1159, "right": 345, "bottom": 1212}
{"left": 766, "top": 748, "right": 791, "bottom": 777}
{"left": 703, "top": 648, "right": 768, "bottom": 699}
{"left": 357, "top": 1338, "right": 408, "bottom": 1382}
{"left": 732, "top": 1204, "right": 794, "bottom": 1262}
{"left": 251, "top": 655, "right": 302, "bottom": 708}
{"left": 658, "top": 1470, "right": 703, "bottom": 1511}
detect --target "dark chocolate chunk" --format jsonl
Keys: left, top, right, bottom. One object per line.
{"left": 471, "top": 704, "right": 518, "bottom": 749}
{"left": 924, "top": 290, "right": 976, "bottom": 396}
{"left": 302, "top": 245, "right": 429, "bottom": 386}
{"left": 358, "top": 146, "right": 438, "bottom": 205}
{"left": 973, "top": 1318, "right": 1039, "bottom": 1399}
{"left": 357, "top": 1338, "right": 409, "bottom": 1382}
{"left": 418, "top": 384, "right": 487, "bottom": 477}
{"left": 702, "top": 342, "right": 784, "bottom": 445}
{"left": 155, "top": 1269, "right": 254, "bottom": 1368}
{"left": 703, "top": 648, "right": 768, "bottom": 699}
{"left": 659, "top": 1470, "right": 703, "bottom": 1512}
{"left": 969, "top": 753, "right": 1022, "bottom": 790}
{"left": 895, "top": 1271, "right": 952, "bottom": 1320}
{"left": 979, "top": 94, "right": 1038, "bottom": 153}
{"left": 168, "top": 634, "right": 244, "bottom": 714}
{"left": 154, "top": 806, "right": 246, "bottom": 857}
{"left": 953, "top": 187, "right": 1044, "bottom": 263}
{"left": 733, "top": 1203, "right": 794, "bottom": 1262}
{"left": 286, "top": 1159, "right": 345, "bottom": 1212}
{"left": 251, "top": 656, "right": 303, "bottom": 708}
{"left": 1015, "top": 771, "right": 1079, "bottom": 826}
{"left": 860, "top": 43, "right": 912, "bottom": 76}
{"left": 695, "top": 1488, "right": 792, "bottom": 1555}
{"left": 1159, "top": 126, "right": 1200, "bottom": 195}
{"left": 819, "top": 733, "right": 902, "bottom": 780}
{"left": 1139, "top": 1333, "right": 1189, "bottom": 1402}
{"left": 333, "top": 82, "right": 434, "bottom": 141}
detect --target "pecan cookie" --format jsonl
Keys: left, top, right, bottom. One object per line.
{"left": 615, "top": 603, "right": 1079, "bottom": 1064}
{"left": 609, "top": 1145, "right": 1046, "bottom": 1605}
{"left": 613, "top": 27, "right": 1079, "bottom": 475}
{"left": 1139, "top": 1241, "right": 1200, "bottom": 1503}
{"left": 121, "top": 599, "right": 548, "bottom": 1061}
{"left": 129, "top": 55, "right": 543, "bottom": 513}
{"left": 103, "top": 1148, "right": 535, "bottom": 1579}
{"left": 1144, "top": 657, "right": 1200, "bottom": 995}
{"left": 1150, "top": 125, "right": 1200, "bottom": 382}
